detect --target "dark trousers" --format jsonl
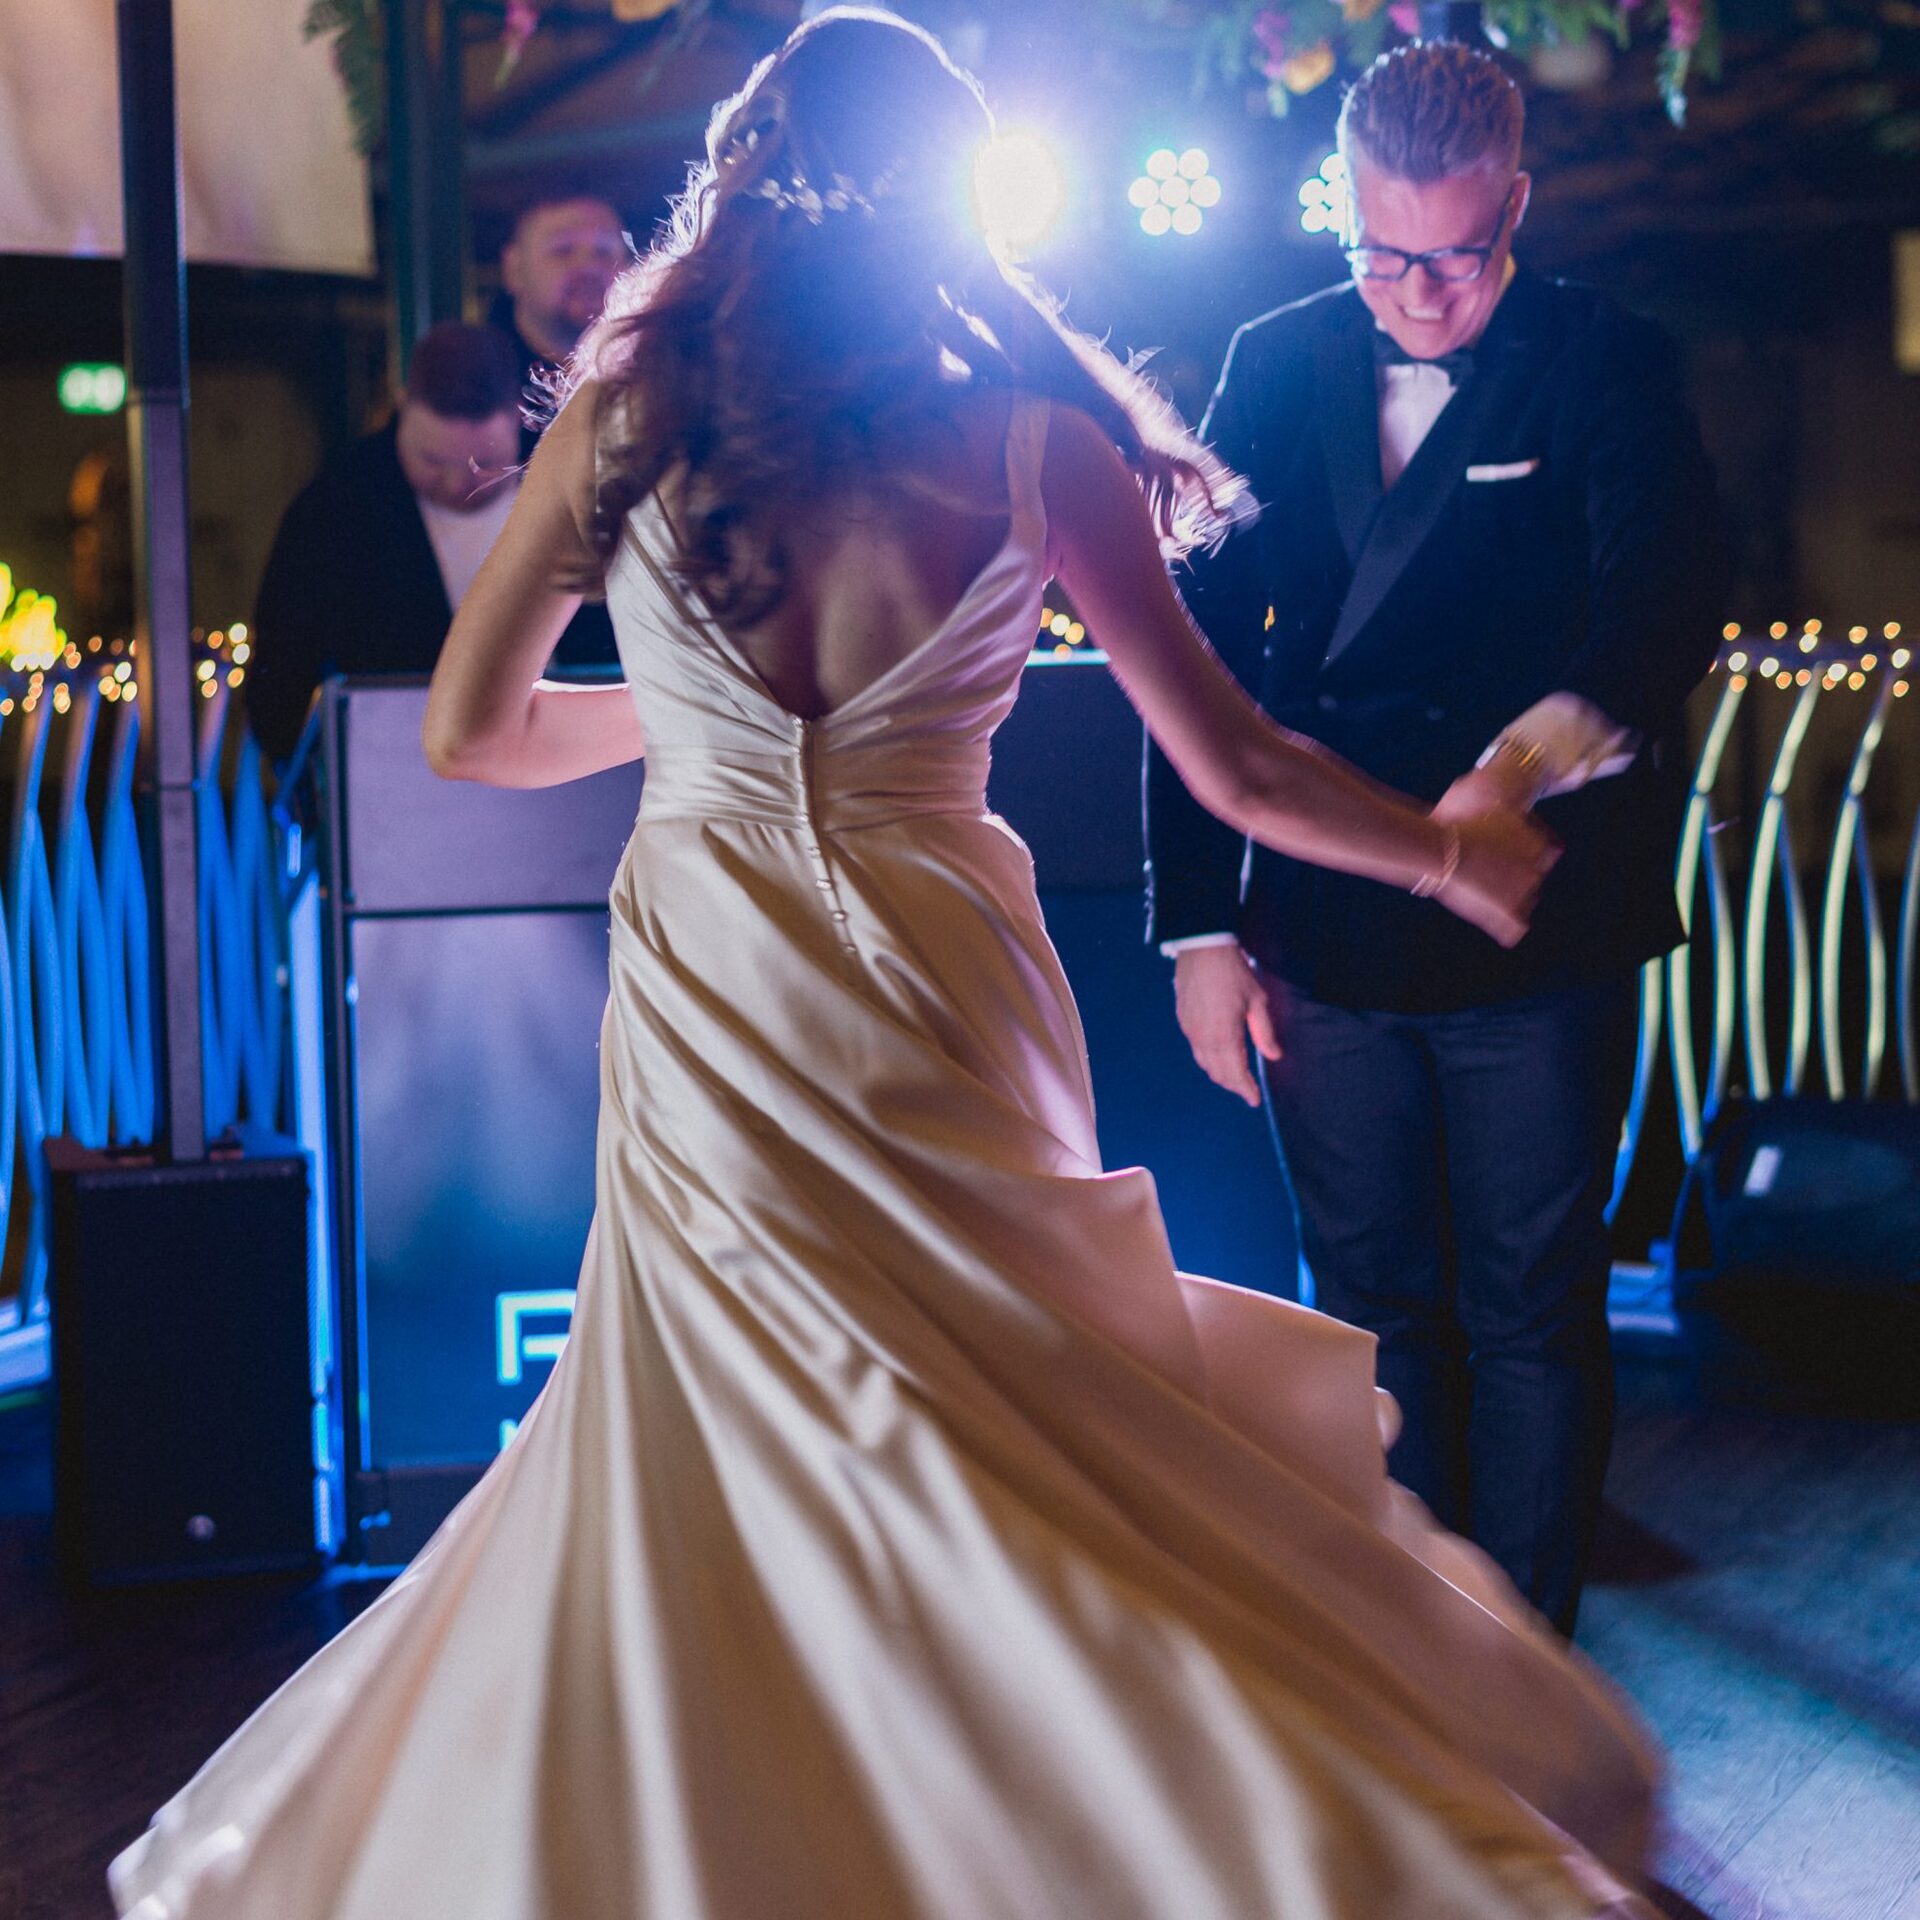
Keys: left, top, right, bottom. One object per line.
{"left": 1261, "top": 974, "right": 1640, "bottom": 1634}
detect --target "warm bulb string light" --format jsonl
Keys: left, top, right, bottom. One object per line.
{"left": 0, "top": 619, "right": 253, "bottom": 722}
{"left": 1710, "top": 619, "right": 1908, "bottom": 699}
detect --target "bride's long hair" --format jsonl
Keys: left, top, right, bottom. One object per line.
{"left": 571, "top": 6, "right": 1244, "bottom": 627}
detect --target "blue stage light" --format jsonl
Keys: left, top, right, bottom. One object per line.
{"left": 1299, "top": 152, "right": 1349, "bottom": 236}
{"left": 1131, "top": 147, "right": 1219, "bottom": 236}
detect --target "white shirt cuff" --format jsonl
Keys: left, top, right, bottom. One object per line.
{"left": 1159, "top": 933, "right": 1242, "bottom": 958}
{"left": 1479, "top": 692, "right": 1638, "bottom": 798}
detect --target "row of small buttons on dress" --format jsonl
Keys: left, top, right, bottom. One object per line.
{"left": 793, "top": 716, "right": 860, "bottom": 960}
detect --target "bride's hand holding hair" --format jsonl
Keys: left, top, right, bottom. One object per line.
{"left": 1042, "top": 401, "right": 1557, "bottom": 948}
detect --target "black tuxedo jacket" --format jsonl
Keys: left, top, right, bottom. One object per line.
{"left": 247, "top": 418, "right": 618, "bottom": 765}
{"left": 1145, "top": 269, "right": 1730, "bottom": 1013}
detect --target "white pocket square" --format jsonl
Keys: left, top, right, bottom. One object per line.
{"left": 1465, "top": 458, "right": 1541, "bottom": 483}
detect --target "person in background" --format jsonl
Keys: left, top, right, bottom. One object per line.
{"left": 486, "top": 193, "right": 629, "bottom": 669}
{"left": 1147, "top": 41, "right": 1729, "bottom": 1636}
{"left": 487, "top": 192, "right": 629, "bottom": 455}
{"left": 248, "top": 320, "right": 611, "bottom": 765}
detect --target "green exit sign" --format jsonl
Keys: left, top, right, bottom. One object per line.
{"left": 58, "top": 363, "right": 127, "bottom": 414}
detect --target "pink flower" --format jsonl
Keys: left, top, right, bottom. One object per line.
{"left": 1389, "top": 1, "right": 1419, "bottom": 34}
{"left": 503, "top": 0, "right": 541, "bottom": 60}
{"left": 1253, "top": 8, "right": 1291, "bottom": 74}
{"left": 1666, "top": 0, "right": 1703, "bottom": 50}
{"left": 496, "top": 0, "right": 542, "bottom": 82}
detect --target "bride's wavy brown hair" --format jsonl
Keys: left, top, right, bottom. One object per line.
{"left": 570, "top": 6, "right": 1244, "bottom": 627}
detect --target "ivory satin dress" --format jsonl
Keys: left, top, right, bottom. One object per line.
{"left": 111, "top": 394, "right": 1659, "bottom": 1920}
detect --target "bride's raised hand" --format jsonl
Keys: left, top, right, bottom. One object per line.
{"left": 1433, "top": 808, "right": 1560, "bottom": 949}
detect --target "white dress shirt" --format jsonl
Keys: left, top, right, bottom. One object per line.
{"left": 418, "top": 476, "right": 520, "bottom": 611}
{"left": 1161, "top": 321, "right": 1633, "bottom": 958}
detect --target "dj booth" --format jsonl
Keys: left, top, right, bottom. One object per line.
{"left": 303, "top": 666, "right": 1296, "bottom": 1563}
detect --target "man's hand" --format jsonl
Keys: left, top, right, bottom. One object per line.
{"left": 1173, "top": 944, "right": 1282, "bottom": 1108}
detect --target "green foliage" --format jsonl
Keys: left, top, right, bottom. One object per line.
{"left": 1170, "top": 0, "right": 1722, "bottom": 120}
{"left": 303, "top": 0, "right": 384, "bottom": 157}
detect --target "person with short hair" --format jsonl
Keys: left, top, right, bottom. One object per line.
{"left": 248, "top": 320, "right": 611, "bottom": 763}
{"left": 488, "top": 192, "right": 628, "bottom": 452}
{"left": 484, "top": 194, "right": 630, "bottom": 669}
{"left": 1149, "top": 39, "right": 1730, "bottom": 1635}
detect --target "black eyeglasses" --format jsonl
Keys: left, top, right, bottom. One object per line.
{"left": 1343, "top": 186, "right": 1517, "bottom": 284}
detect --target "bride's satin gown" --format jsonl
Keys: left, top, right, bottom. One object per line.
{"left": 112, "top": 395, "right": 1659, "bottom": 1920}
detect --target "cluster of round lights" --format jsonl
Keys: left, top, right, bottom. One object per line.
{"left": 1298, "top": 152, "right": 1350, "bottom": 237}
{"left": 1128, "top": 149, "right": 1219, "bottom": 237}
{"left": 194, "top": 624, "right": 250, "bottom": 698}
{"left": 1718, "top": 620, "right": 1907, "bottom": 699}
{"left": 1037, "top": 604, "right": 1089, "bottom": 654}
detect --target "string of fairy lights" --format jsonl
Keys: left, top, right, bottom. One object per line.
{"left": 5, "top": 558, "right": 1909, "bottom": 713}
{"left": 1712, "top": 618, "right": 1909, "bottom": 696}
{"left": 0, "top": 564, "right": 253, "bottom": 720}
{"left": 1036, "top": 608, "right": 1912, "bottom": 683}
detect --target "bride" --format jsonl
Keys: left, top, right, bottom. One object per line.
{"left": 112, "top": 11, "right": 1660, "bottom": 1918}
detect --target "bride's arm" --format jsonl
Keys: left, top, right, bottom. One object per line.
{"left": 1043, "top": 404, "right": 1552, "bottom": 948}
{"left": 423, "top": 381, "right": 644, "bottom": 789}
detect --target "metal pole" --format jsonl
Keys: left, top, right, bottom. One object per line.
{"left": 386, "top": 0, "right": 468, "bottom": 387}
{"left": 116, "top": 0, "right": 204, "bottom": 1164}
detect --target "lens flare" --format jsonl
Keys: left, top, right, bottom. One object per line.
{"left": 973, "top": 129, "right": 1067, "bottom": 258}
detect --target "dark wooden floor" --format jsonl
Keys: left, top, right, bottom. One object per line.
{"left": 2, "top": 1359, "right": 1916, "bottom": 1920}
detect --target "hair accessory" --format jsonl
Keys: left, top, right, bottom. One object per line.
{"left": 750, "top": 163, "right": 902, "bottom": 223}
{"left": 1410, "top": 823, "right": 1461, "bottom": 900}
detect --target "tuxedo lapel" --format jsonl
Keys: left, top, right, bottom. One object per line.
{"left": 1320, "top": 271, "right": 1550, "bottom": 671}
{"left": 1312, "top": 322, "right": 1380, "bottom": 567}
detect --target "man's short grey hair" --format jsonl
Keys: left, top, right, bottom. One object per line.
{"left": 1336, "top": 42, "right": 1524, "bottom": 182}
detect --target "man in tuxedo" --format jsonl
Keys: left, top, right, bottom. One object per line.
{"left": 249, "top": 321, "right": 614, "bottom": 765}
{"left": 1147, "top": 41, "right": 1728, "bottom": 1633}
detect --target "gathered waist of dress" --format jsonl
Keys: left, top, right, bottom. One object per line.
{"left": 638, "top": 736, "right": 992, "bottom": 833}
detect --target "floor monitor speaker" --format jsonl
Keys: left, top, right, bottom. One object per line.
{"left": 1669, "top": 1098, "right": 1920, "bottom": 1414}
{"left": 50, "top": 1130, "right": 318, "bottom": 1584}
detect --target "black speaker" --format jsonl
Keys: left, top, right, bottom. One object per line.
{"left": 50, "top": 1128, "right": 320, "bottom": 1584}
{"left": 1669, "top": 1098, "right": 1920, "bottom": 1414}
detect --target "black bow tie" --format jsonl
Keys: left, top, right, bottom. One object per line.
{"left": 1372, "top": 331, "right": 1474, "bottom": 385}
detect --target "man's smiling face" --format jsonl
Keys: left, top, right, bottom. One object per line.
{"left": 1345, "top": 155, "right": 1528, "bottom": 360}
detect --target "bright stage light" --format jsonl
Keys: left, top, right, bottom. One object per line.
{"left": 973, "top": 129, "right": 1066, "bottom": 259}
{"left": 1298, "top": 151, "right": 1349, "bottom": 236}
{"left": 1131, "top": 146, "right": 1219, "bottom": 236}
